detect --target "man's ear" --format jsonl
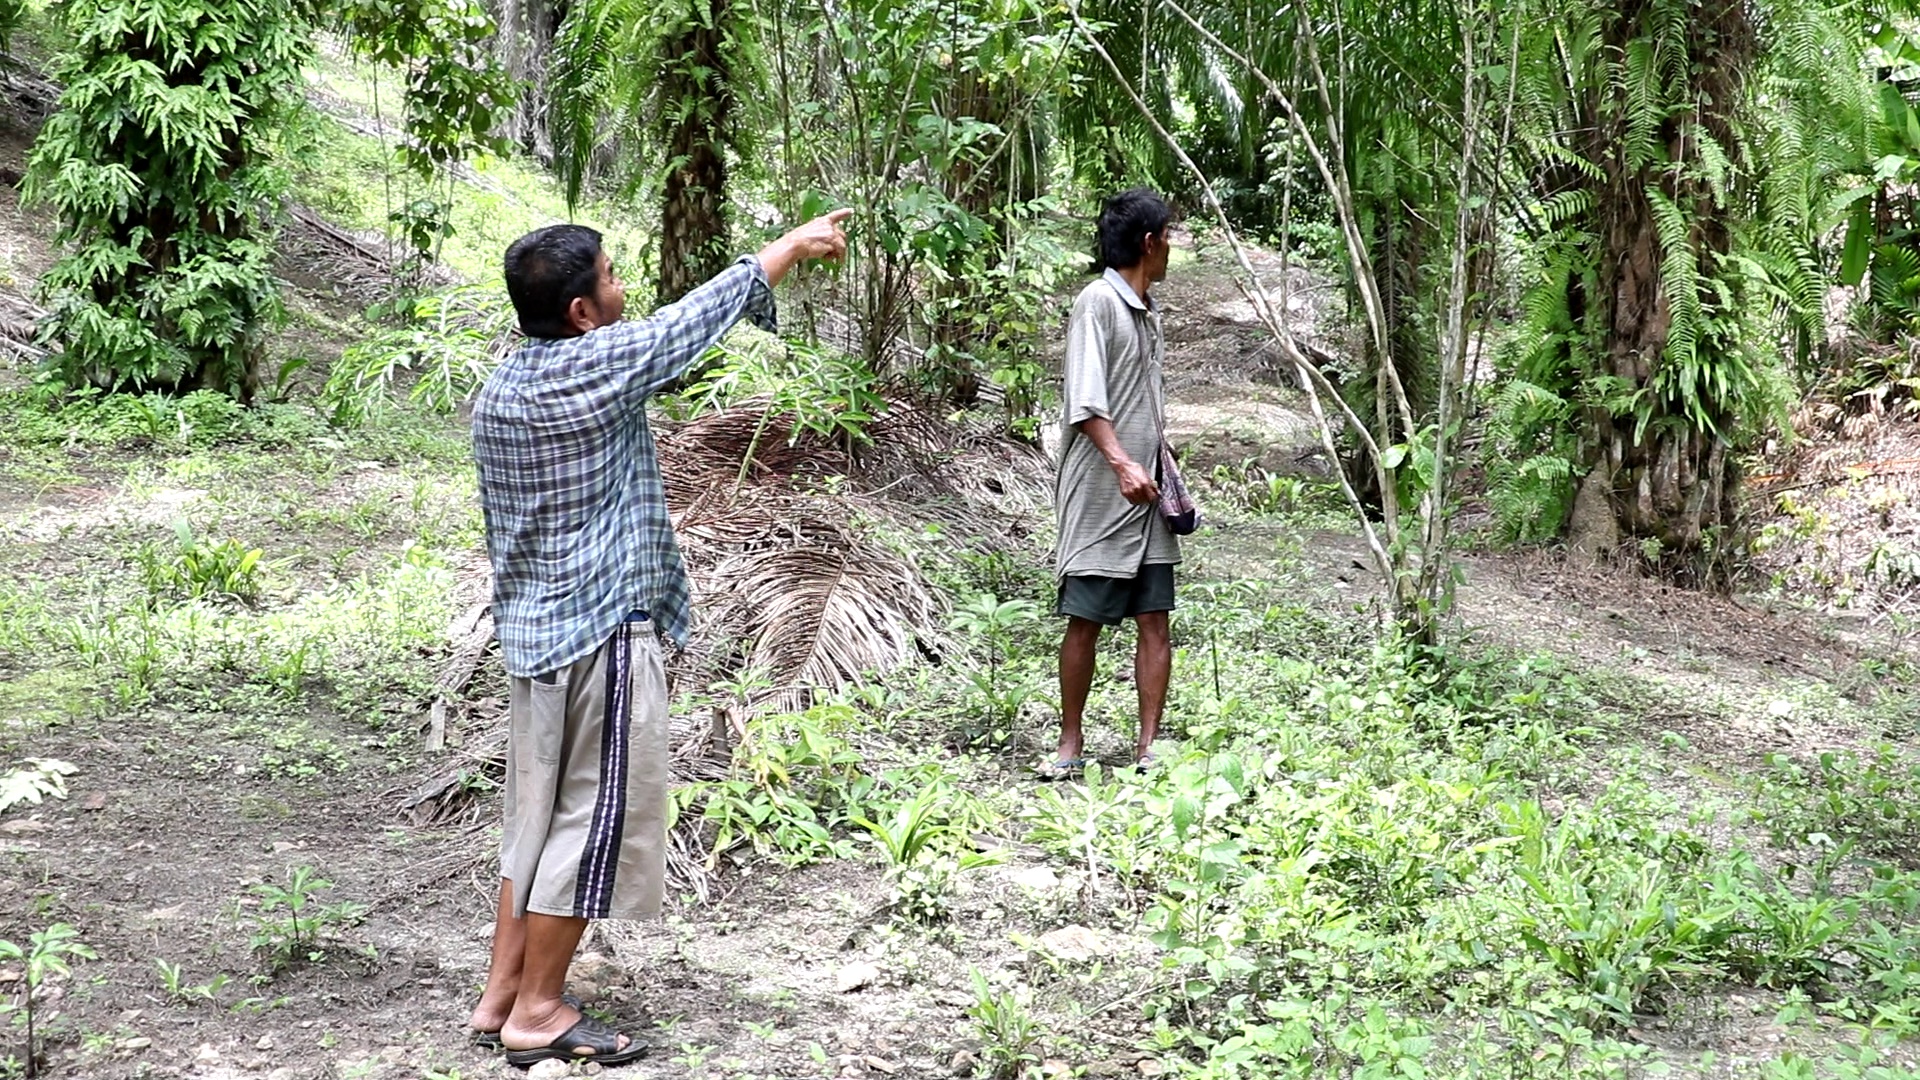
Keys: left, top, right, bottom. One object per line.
{"left": 566, "top": 295, "right": 595, "bottom": 334}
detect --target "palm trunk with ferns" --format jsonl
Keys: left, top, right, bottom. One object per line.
{"left": 655, "top": 0, "right": 735, "bottom": 305}
{"left": 1547, "top": 0, "right": 1758, "bottom": 573}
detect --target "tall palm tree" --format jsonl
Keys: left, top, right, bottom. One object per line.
{"left": 1510, "top": 0, "right": 1869, "bottom": 572}
{"left": 548, "top": 0, "right": 746, "bottom": 303}
{"left": 655, "top": 0, "right": 737, "bottom": 303}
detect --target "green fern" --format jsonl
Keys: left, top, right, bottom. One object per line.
{"left": 1646, "top": 189, "right": 1703, "bottom": 373}
{"left": 1485, "top": 379, "right": 1578, "bottom": 545}
{"left": 1538, "top": 189, "right": 1595, "bottom": 228}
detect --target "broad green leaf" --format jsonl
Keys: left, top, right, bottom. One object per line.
{"left": 1842, "top": 203, "right": 1872, "bottom": 287}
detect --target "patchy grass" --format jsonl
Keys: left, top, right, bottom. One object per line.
{"left": 0, "top": 224, "right": 1915, "bottom": 1080}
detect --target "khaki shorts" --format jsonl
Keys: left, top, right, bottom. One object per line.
{"left": 501, "top": 614, "right": 668, "bottom": 920}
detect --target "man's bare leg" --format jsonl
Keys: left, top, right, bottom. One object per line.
{"left": 500, "top": 912, "right": 636, "bottom": 1053}
{"left": 468, "top": 879, "right": 524, "bottom": 1033}
{"left": 1057, "top": 616, "right": 1104, "bottom": 760}
{"left": 1134, "top": 610, "right": 1171, "bottom": 760}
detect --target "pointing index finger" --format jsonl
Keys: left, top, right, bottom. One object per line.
{"left": 824, "top": 207, "right": 854, "bottom": 226}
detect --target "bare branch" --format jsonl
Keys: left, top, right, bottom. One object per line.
{"left": 1155, "top": 0, "right": 1413, "bottom": 455}
{"left": 1062, "top": 0, "right": 1400, "bottom": 580}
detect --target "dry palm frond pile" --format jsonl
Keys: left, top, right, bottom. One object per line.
{"left": 662, "top": 400, "right": 1049, "bottom": 712}
{"left": 0, "top": 291, "right": 47, "bottom": 365}
{"left": 1746, "top": 339, "right": 1920, "bottom": 628}
{"left": 402, "top": 396, "right": 1051, "bottom": 899}
{"left": 280, "top": 203, "right": 461, "bottom": 307}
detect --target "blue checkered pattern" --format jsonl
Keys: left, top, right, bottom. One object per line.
{"left": 472, "top": 256, "right": 777, "bottom": 677}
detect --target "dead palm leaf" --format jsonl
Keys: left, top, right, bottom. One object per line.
{"left": 704, "top": 540, "right": 943, "bottom": 713}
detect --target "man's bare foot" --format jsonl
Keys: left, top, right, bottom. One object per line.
{"left": 1038, "top": 742, "right": 1092, "bottom": 781}
{"left": 467, "top": 987, "right": 516, "bottom": 1035}
{"left": 500, "top": 996, "right": 634, "bottom": 1056}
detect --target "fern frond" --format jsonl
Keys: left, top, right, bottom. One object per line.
{"left": 1647, "top": 187, "right": 1703, "bottom": 379}
{"left": 1538, "top": 188, "right": 1594, "bottom": 228}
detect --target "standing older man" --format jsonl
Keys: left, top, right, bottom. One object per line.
{"left": 465, "top": 210, "right": 849, "bottom": 1066}
{"left": 1046, "top": 189, "right": 1178, "bottom": 778}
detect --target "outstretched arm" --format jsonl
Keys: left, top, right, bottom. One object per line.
{"left": 607, "top": 209, "right": 853, "bottom": 401}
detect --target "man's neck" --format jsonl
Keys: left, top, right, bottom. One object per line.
{"left": 1116, "top": 264, "right": 1152, "bottom": 305}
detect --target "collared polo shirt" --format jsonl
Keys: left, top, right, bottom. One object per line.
{"left": 1053, "top": 268, "right": 1180, "bottom": 580}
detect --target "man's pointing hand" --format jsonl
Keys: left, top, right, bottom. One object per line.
{"left": 758, "top": 208, "right": 853, "bottom": 285}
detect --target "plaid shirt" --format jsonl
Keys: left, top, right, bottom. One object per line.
{"left": 472, "top": 256, "right": 777, "bottom": 677}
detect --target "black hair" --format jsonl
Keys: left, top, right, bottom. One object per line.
{"left": 1091, "top": 188, "right": 1172, "bottom": 272}
{"left": 504, "top": 224, "right": 606, "bottom": 338}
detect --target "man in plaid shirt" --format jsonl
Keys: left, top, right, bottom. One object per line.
{"left": 466, "top": 210, "right": 849, "bottom": 1067}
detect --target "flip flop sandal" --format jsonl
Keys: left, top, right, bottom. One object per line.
{"left": 1036, "top": 756, "right": 1092, "bottom": 781}
{"left": 472, "top": 993, "right": 587, "bottom": 1050}
{"left": 504, "top": 1014, "right": 650, "bottom": 1067}
{"left": 1136, "top": 741, "right": 1177, "bottom": 771}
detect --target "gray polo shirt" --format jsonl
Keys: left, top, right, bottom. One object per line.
{"left": 1053, "top": 269, "right": 1180, "bottom": 581}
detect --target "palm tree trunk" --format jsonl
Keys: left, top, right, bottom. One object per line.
{"left": 1586, "top": 174, "right": 1734, "bottom": 556}
{"left": 494, "top": 0, "right": 565, "bottom": 161}
{"left": 1574, "top": 0, "right": 1754, "bottom": 575}
{"left": 656, "top": 0, "right": 733, "bottom": 305}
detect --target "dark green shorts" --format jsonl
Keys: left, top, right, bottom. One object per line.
{"left": 1055, "top": 564, "right": 1176, "bottom": 626}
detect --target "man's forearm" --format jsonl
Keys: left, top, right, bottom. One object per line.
{"left": 1077, "top": 416, "right": 1157, "bottom": 504}
{"left": 1076, "top": 417, "right": 1135, "bottom": 471}
{"left": 756, "top": 209, "right": 852, "bottom": 286}
{"left": 755, "top": 237, "right": 806, "bottom": 286}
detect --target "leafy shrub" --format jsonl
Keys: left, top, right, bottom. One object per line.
{"left": 948, "top": 593, "right": 1045, "bottom": 745}
{"left": 1022, "top": 764, "right": 1156, "bottom": 888}
{"left": 853, "top": 782, "right": 1003, "bottom": 923}
{"left": 1757, "top": 745, "right": 1920, "bottom": 864}
{"left": 1178, "top": 995, "right": 1434, "bottom": 1079}
{"left": 965, "top": 968, "right": 1042, "bottom": 1079}
{"left": 134, "top": 522, "right": 268, "bottom": 605}
{"left": 331, "top": 0, "right": 511, "bottom": 283}
{"left": 25, "top": 0, "right": 309, "bottom": 394}
{"left": 922, "top": 197, "right": 1083, "bottom": 437}
{"left": 0, "top": 759, "right": 77, "bottom": 813}
{"left": 1203, "top": 461, "right": 1345, "bottom": 519}
{"left": 153, "top": 958, "right": 232, "bottom": 1006}
{"left": 1499, "top": 800, "right": 1736, "bottom": 1027}
{"left": 0, "top": 924, "right": 94, "bottom": 1076}
{"left": 321, "top": 286, "right": 514, "bottom": 425}
{"left": 1716, "top": 861, "right": 1853, "bottom": 990}
{"left": 0, "top": 386, "right": 317, "bottom": 451}
{"left": 249, "top": 866, "right": 366, "bottom": 972}
{"left": 684, "top": 704, "right": 871, "bottom": 866}
{"left": 676, "top": 336, "right": 887, "bottom": 451}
